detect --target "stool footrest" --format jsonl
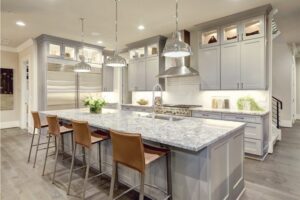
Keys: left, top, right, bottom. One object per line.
{"left": 113, "top": 184, "right": 140, "bottom": 200}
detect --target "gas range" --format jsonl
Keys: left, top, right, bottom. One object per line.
{"left": 154, "top": 104, "right": 202, "bottom": 117}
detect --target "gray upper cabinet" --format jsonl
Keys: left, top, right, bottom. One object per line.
{"left": 128, "top": 59, "right": 146, "bottom": 91}
{"left": 240, "top": 38, "right": 266, "bottom": 89}
{"left": 127, "top": 36, "right": 167, "bottom": 91}
{"left": 145, "top": 56, "right": 159, "bottom": 90}
{"left": 199, "top": 14, "right": 267, "bottom": 91}
{"left": 198, "top": 46, "right": 220, "bottom": 90}
{"left": 102, "top": 66, "right": 114, "bottom": 92}
{"left": 221, "top": 43, "right": 241, "bottom": 90}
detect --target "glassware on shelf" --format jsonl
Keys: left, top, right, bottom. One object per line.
{"left": 64, "top": 46, "right": 75, "bottom": 60}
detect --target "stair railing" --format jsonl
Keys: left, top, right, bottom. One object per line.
{"left": 272, "top": 96, "right": 283, "bottom": 129}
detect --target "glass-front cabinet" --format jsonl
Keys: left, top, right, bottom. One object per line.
{"left": 241, "top": 16, "right": 265, "bottom": 40}
{"left": 129, "top": 47, "right": 145, "bottom": 60}
{"left": 64, "top": 46, "right": 76, "bottom": 60}
{"left": 78, "top": 47, "right": 102, "bottom": 64}
{"left": 221, "top": 24, "right": 239, "bottom": 44}
{"left": 200, "top": 28, "right": 219, "bottom": 47}
{"left": 48, "top": 43, "right": 62, "bottom": 57}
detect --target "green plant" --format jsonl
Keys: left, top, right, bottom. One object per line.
{"left": 237, "top": 96, "right": 264, "bottom": 111}
{"left": 83, "top": 96, "right": 106, "bottom": 113}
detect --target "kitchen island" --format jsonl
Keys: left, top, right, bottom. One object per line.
{"left": 41, "top": 108, "right": 245, "bottom": 200}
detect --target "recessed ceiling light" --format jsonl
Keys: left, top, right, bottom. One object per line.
{"left": 138, "top": 25, "right": 145, "bottom": 30}
{"left": 16, "top": 21, "right": 26, "bottom": 27}
{"left": 97, "top": 41, "right": 103, "bottom": 44}
{"left": 91, "top": 32, "right": 100, "bottom": 36}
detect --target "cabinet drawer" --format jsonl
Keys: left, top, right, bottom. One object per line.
{"left": 245, "top": 123, "right": 263, "bottom": 140}
{"left": 121, "top": 106, "right": 132, "bottom": 111}
{"left": 244, "top": 138, "right": 263, "bottom": 155}
{"left": 222, "top": 113, "right": 262, "bottom": 123}
{"left": 192, "top": 111, "right": 222, "bottom": 119}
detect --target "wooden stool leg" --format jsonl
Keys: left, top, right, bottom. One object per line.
{"left": 42, "top": 134, "right": 51, "bottom": 176}
{"left": 27, "top": 128, "right": 36, "bottom": 163}
{"left": 109, "top": 161, "right": 117, "bottom": 200}
{"left": 167, "top": 152, "right": 172, "bottom": 200}
{"left": 52, "top": 135, "right": 60, "bottom": 184}
{"left": 33, "top": 129, "right": 42, "bottom": 168}
{"left": 67, "top": 143, "right": 77, "bottom": 195}
{"left": 98, "top": 143, "right": 102, "bottom": 173}
{"left": 82, "top": 148, "right": 91, "bottom": 200}
{"left": 139, "top": 173, "right": 145, "bottom": 200}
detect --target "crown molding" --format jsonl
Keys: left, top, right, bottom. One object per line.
{"left": 0, "top": 46, "right": 18, "bottom": 53}
{"left": 1, "top": 39, "right": 34, "bottom": 53}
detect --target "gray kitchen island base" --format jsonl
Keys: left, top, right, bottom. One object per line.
{"left": 61, "top": 127, "right": 244, "bottom": 200}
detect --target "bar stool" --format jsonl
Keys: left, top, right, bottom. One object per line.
{"left": 42, "top": 115, "right": 73, "bottom": 184}
{"left": 67, "top": 120, "right": 109, "bottom": 199}
{"left": 109, "top": 129, "right": 172, "bottom": 200}
{"left": 28, "top": 111, "right": 48, "bottom": 168}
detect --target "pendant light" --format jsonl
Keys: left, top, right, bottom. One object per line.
{"left": 74, "top": 18, "right": 92, "bottom": 72}
{"left": 105, "top": 0, "right": 126, "bottom": 67}
{"left": 162, "top": 0, "right": 192, "bottom": 58}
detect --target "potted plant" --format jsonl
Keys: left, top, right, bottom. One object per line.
{"left": 83, "top": 96, "right": 106, "bottom": 114}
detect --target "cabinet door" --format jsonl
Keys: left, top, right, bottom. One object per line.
{"left": 241, "top": 16, "right": 265, "bottom": 40}
{"left": 145, "top": 56, "right": 159, "bottom": 90}
{"left": 198, "top": 46, "right": 220, "bottom": 90}
{"left": 221, "top": 43, "right": 241, "bottom": 90}
{"left": 240, "top": 38, "right": 266, "bottom": 89}
{"left": 135, "top": 59, "right": 146, "bottom": 91}
{"left": 128, "top": 61, "right": 137, "bottom": 91}
{"left": 221, "top": 24, "right": 239, "bottom": 44}
{"left": 102, "top": 66, "right": 114, "bottom": 91}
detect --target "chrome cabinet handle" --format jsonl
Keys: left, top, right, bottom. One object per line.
{"left": 237, "top": 83, "right": 239, "bottom": 89}
{"left": 241, "top": 83, "right": 244, "bottom": 89}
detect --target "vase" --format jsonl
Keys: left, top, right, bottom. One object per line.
{"left": 89, "top": 107, "right": 102, "bottom": 114}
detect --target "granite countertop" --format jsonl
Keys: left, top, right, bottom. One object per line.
{"left": 41, "top": 108, "right": 245, "bottom": 152}
{"left": 189, "top": 107, "right": 269, "bottom": 116}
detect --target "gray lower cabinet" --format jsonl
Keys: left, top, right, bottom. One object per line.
{"left": 192, "top": 111, "right": 269, "bottom": 157}
{"left": 102, "top": 66, "right": 114, "bottom": 91}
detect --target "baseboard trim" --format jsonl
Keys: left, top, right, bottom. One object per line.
{"left": 296, "top": 114, "right": 300, "bottom": 120}
{"left": 0, "top": 121, "right": 20, "bottom": 129}
{"left": 280, "top": 120, "right": 292, "bottom": 128}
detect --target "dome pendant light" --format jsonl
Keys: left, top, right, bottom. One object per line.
{"left": 74, "top": 18, "right": 92, "bottom": 72}
{"left": 162, "top": 0, "right": 192, "bottom": 58}
{"left": 105, "top": 0, "right": 126, "bottom": 67}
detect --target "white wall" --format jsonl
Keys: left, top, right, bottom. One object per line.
{"left": 272, "top": 35, "right": 294, "bottom": 126}
{"left": 0, "top": 50, "right": 20, "bottom": 128}
{"left": 296, "top": 57, "right": 300, "bottom": 118}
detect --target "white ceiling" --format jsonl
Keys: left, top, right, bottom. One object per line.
{"left": 1, "top": 0, "right": 300, "bottom": 49}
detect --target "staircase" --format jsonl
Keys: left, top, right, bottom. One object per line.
{"left": 269, "top": 96, "right": 282, "bottom": 153}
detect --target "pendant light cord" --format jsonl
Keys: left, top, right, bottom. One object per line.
{"left": 115, "top": 0, "right": 118, "bottom": 55}
{"left": 176, "top": 0, "right": 178, "bottom": 33}
{"left": 80, "top": 18, "right": 85, "bottom": 46}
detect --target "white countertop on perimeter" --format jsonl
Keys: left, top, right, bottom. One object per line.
{"left": 190, "top": 107, "right": 269, "bottom": 116}
{"left": 41, "top": 108, "right": 245, "bottom": 152}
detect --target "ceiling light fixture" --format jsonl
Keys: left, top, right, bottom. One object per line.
{"left": 97, "top": 40, "right": 103, "bottom": 44}
{"left": 138, "top": 25, "right": 145, "bottom": 30}
{"left": 105, "top": 0, "right": 126, "bottom": 68}
{"left": 74, "top": 18, "right": 92, "bottom": 73}
{"left": 16, "top": 21, "right": 26, "bottom": 27}
{"left": 162, "top": 0, "right": 192, "bottom": 58}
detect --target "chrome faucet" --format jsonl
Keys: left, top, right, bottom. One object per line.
{"left": 152, "top": 84, "right": 163, "bottom": 110}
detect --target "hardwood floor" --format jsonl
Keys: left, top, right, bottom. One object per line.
{"left": 1, "top": 121, "right": 300, "bottom": 200}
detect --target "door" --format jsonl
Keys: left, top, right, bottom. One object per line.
{"left": 221, "top": 43, "right": 241, "bottom": 90}
{"left": 102, "top": 66, "right": 114, "bottom": 91}
{"left": 145, "top": 56, "right": 159, "bottom": 90}
{"left": 221, "top": 24, "right": 239, "bottom": 44}
{"left": 198, "top": 46, "right": 221, "bottom": 90}
{"left": 240, "top": 38, "right": 266, "bottom": 89}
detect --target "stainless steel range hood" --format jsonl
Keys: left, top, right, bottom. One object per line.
{"left": 158, "top": 30, "right": 199, "bottom": 78}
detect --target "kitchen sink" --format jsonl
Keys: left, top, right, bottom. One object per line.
{"left": 144, "top": 114, "right": 184, "bottom": 121}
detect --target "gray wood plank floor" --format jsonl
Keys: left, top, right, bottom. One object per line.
{"left": 1, "top": 121, "right": 300, "bottom": 200}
